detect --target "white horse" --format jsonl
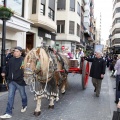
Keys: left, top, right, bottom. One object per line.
{"left": 23, "top": 47, "right": 69, "bottom": 116}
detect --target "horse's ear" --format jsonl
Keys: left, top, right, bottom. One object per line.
{"left": 36, "top": 48, "right": 40, "bottom": 55}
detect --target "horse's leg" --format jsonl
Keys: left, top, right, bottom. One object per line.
{"left": 56, "top": 86, "right": 59, "bottom": 101}
{"left": 61, "top": 75, "right": 67, "bottom": 94}
{"left": 48, "top": 96, "right": 55, "bottom": 109}
{"left": 34, "top": 96, "right": 41, "bottom": 116}
{"left": 61, "top": 80, "right": 66, "bottom": 94}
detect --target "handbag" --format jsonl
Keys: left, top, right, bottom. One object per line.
{"left": 112, "top": 108, "right": 120, "bottom": 120}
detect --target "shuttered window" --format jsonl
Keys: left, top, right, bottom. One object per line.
{"left": 40, "top": 0, "right": 45, "bottom": 15}
{"left": 57, "top": 0, "right": 66, "bottom": 10}
{"left": 77, "top": 24, "right": 80, "bottom": 37}
{"left": 48, "top": 0, "right": 55, "bottom": 21}
{"left": 49, "top": 0, "right": 55, "bottom": 11}
{"left": 57, "top": 21, "right": 65, "bottom": 33}
{"left": 77, "top": 2, "right": 80, "bottom": 16}
{"left": 41, "top": 0, "right": 46, "bottom": 4}
{"left": 32, "top": 0, "right": 37, "bottom": 14}
{"left": 69, "top": 21, "right": 74, "bottom": 34}
{"left": 70, "top": 0, "right": 75, "bottom": 12}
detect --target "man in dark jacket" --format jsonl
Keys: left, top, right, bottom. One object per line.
{"left": 85, "top": 50, "right": 106, "bottom": 97}
{"left": 0, "top": 46, "right": 27, "bottom": 119}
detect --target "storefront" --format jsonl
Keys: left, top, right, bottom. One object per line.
{"left": 38, "top": 27, "right": 56, "bottom": 47}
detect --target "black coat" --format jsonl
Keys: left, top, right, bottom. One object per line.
{"left": 5, "top": 56, "right": 26, "bottom": 86}
{"left": 86, "top": 57, "right": 106, "bottom": 79}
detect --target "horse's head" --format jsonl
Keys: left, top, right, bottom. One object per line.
{"left": 23, "top": 47, "right": 50, "bottom": 85}
{"left": 23, "top": 48, "right": 41, "bottom": 85}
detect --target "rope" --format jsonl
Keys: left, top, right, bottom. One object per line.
{"left": 28, "top": 50, "right": 51, "bottom": 96}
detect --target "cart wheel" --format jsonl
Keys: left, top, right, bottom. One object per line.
{"left": 79, "top": 57, "right": 84, "bottom": 74}
{"left": 81, "top": 60, "right": 89, "bottom": 89}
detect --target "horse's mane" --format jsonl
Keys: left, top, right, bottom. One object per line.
{"left": 39, "top": 47, "right": 49, "bottom": 76}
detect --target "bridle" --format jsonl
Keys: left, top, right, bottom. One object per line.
{"left": 24, "top": 49, "right": 51, "bottom": 96}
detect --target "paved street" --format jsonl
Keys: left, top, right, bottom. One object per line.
{"left": 0, "top": 68, "right": 117, "bottom": 120}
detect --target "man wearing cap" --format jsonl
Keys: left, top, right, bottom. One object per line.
{"left": 0, "top": 46, "right": 27, "bottom": 119}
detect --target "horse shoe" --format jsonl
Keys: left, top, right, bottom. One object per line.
{"left": 48, "top": 105, "right": 54, "bottom": 109}
{"left": 33, "top": 111, "right": 41, "bottom": 116}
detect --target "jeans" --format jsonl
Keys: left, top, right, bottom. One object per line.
{"left": 6, "top": 81, "right": 27, "bottom": 115}
{"left": 116, "top": 75, "right": 120, "bottom": 102}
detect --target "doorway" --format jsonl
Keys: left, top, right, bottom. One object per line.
{"left": 26, "top": 33, "right": 34, "bottom": 50}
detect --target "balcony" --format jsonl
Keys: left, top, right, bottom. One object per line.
{"left": 30, "top": 14, "right": 57, "bottom": 32}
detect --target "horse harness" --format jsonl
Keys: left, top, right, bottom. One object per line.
{"left": 25, "top": 47, "right": 67, "bottom": 96}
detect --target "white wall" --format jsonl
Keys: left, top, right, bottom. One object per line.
{"left": 56, "top": 0, "right": 81, "bottom": 43}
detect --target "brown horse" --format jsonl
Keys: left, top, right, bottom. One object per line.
{"left": 23, "top": 47, "right": 69, "bottom": 116}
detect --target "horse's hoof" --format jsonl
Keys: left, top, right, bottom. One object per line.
{"left": 61, "top": 91, "right": 66, "bottom": 94}
{"left": 48, "top": 105, "right": 54, "bottom": 109}
{"left": 33, "top": 111, "right": 41, "bottom": 116}
{"left": 56, "top": 97, "right": 59, "bottom": 102}
{"left": 61, "top": 89, "right": 66, "bottom": 94}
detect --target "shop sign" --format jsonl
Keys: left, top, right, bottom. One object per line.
{"left": 45, "top": 33, "right": 51, "bottom": 39}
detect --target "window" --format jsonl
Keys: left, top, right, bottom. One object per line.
{"left": 57, "top": 0, "right": 66, "bottom": 10}
{"left": 77, "top": 2, "right": 80, "bottom": 16}
{"left": 57, "top": 21, "right": 65, "bottom": 33}
{"left": 40, "top": 0, "right": 45, "bottom": 15}
{"left": 77, "top": 24, "right": 80, "bottom": 37}
{"left": 48, "top": 8, "right": 54, "bottom": 20}
{"left": 32, "top": 0, "right": 37, "bottom": 14}
{"left": 48, "top": 0, "right": 55, "bottom": 21}
{"left": 112, "top": 28, "right": 120, "bottom": 35}
{"left": 69, "top": 21, "right": 74, "bottom": 34}
{"left": 70, "top": 0, "right": 75, "bottom": 12}
{"left": 116, "top": 7, "right": 120, "bottom": 13}
{"left": 112, "top": 39, "right": 120, "bottom": 44}
{"left": 113, "top": 7, "right": 120, "bottom": 18}
{"left": 116, "top": 18, "right": 120, "bottom": 23}
{"left": 40, "top": 4, "right": 45, "bottom": 15}
{"left": 3, "top": 0, "right": 24, "bottom": 17}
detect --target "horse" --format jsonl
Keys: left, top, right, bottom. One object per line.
{"left": 23, "top": 47, "right": 69, "bottom": 116}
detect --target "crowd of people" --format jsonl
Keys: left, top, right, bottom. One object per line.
{"left": 0, "top": 46, "right": 120, "bottom": 118}
{"left": 61, "top": 47, "right": 85, "bottom": 59}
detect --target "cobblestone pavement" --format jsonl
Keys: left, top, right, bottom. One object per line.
{"left": 0, "top": 68, "right": 116, "bottom": 120}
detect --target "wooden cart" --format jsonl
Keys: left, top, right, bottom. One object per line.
{"left": 60, "top": 57, "right": 90, "bottom": 89}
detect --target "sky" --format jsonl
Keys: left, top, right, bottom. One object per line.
{"left": 94, "top": 0, "right": 113, "bottom": 44}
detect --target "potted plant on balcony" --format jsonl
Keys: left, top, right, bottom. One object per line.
{"left": 0, "top": 6, "right": 14, "bottom": 20}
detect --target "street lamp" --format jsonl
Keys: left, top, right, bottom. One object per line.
{"left": 0, "top": 0, "right": 13, "bottom": 92}
{"left": 0, "top": 0, "right": 7, "bottom": 92}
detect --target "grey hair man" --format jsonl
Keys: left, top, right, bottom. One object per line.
{"left": 85, "top": 50, "right": 106, "bottom": 97}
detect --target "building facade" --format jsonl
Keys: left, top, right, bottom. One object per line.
{"left": 0, "top": 0, "right": 96, "bottom": 54}
{"left": 0, "top": 0, "right": 57, "bottom": 52}
{"left": 56, "top": 0, "right": 81, "bottom": 52}
{"left": 112, "top": 0, "right": 120, "bottom": 47}
{"left": 84, "top": 0, "right": 95, "bottom": 51}
{"left": 0, "top": 0, "right": 31, "bottom": 50}
{"left": 25, "top": 0, "right": 57, "bottom": 50}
